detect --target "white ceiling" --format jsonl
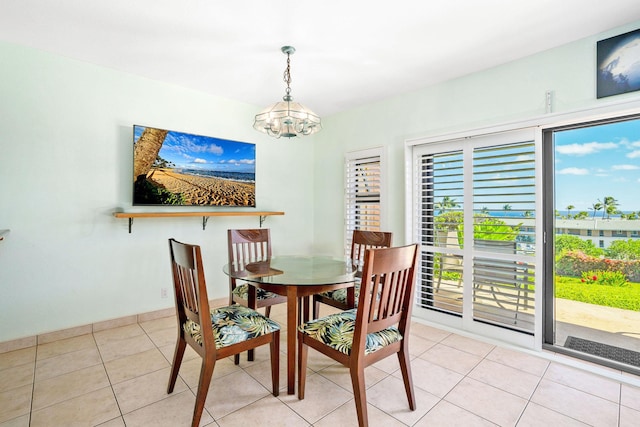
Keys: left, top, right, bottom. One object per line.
{"left": 2, "top": 0, "right": 640, "bottom": 117}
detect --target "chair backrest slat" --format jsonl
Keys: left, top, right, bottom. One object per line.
{"left": 228, "top": 229, "right": 272, "bottom": 267}
{"left": 178, "top": 265, "right": 200, "bottom": 322}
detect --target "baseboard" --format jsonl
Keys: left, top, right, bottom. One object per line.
{"left": 0, "top": 297, "right": 227, "bottom": 354}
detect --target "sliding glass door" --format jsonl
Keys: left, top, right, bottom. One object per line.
{"left": 543, "top": 115, "right": 640, "bottom": 372}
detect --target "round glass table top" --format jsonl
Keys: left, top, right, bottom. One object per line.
{"left": 223, "top": 255, "right": 356, "bottom": 286}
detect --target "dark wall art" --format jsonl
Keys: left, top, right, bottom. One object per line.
{"left": 597, "top": 28, "right": 640, "bottom": 98}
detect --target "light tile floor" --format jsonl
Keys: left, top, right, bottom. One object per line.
{"left": 1, "top": 304, "right": 640, "bottom": 427}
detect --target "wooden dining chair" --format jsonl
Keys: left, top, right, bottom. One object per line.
{"left": 167, "top": 238, "right": 280, "bottom": 427}
{"left": 298, "top": 243, "right": 419, "bottom": 427}
{"left": 227, "top": 228, "right": 287, "bottom": 362}
{"left": 313, "top": 230, "right": 392, "bottom": 319}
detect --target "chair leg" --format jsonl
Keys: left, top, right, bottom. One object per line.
{"left": 397, "top": 347, "right": 416, "bottom": 410}
{"left": 265, "top": 305, "right": 272, "bottom": 318}
{"left": 312, "top": 297, "right": 320, "bottom": 320}
{"left": 233, "top": 354, "right": 240, "bottom": 365}
{"left": 191, "top": 354, "right": 215, "bottom": 427}
{"left": 349, "top": 364, "right": 368, "bottom": 427}
{"left": 248, "top": 349, "right": 255, "bottom": 362}
{"left": 302, "top": 296, "right": 311, "bottom": 322}
{"left": 270, "top": 330, "right": 280, "bottom": 396}
{"left": 297, "top": 334, "right": 308, "bottom": 400}
{"left": 167, "top": 337, "right": 186, "bottom": 394}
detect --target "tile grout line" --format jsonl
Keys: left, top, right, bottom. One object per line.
{"left": 28, "top": 345, "right": 37, "bottom": 427}
{"left": 92, "top": 331, "right": 127, "bottom": 425}
{"left": 513, "top": 360, "right": 548, "bottom": 427}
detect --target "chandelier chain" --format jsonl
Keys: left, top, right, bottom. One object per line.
{"left": 283, "top": 53, "right": 292, "bottom": 96}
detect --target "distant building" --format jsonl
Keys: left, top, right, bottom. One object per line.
{"left": 499, "top": 217, "right": 640, "bottom": 249}
{"left": 554, "top": 219, "right": 640, "bottom": 249}
{"left": 483, "top": 215, "right": 640, "bottom": 253}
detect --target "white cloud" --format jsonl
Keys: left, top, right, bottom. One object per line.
{"left": 555, "top": 141, "right": 617, "bottom": 156}
{"left": 557, "top": 167, "right": 589, "bottom": 175}
{"left": 185, "top": 140, "right": 222, "bottom": 155}
{"left": 226, "top": 159, "right": 255, "bottom": 165}
{"left": 194, "top": 158, "right": 207, "bottom": 163}
{"left": 627, "top": 150, "right": 640, "bottom": 158}
{"left": 612, "top": 164, "right": 639, "bottom": 170}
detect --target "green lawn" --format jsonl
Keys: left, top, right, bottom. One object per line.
{"left": 555, "top": 275, "right": 640, "bottom": 311}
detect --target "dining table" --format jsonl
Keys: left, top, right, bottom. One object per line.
{"left": 223, "top": 255, "right": 356, "bottom": 394}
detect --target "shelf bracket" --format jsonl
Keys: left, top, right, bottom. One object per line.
{"left": 259, "top": 215, "right": 267, "bottom": 227}
{"left": 128, "top": 218, "right": 134, "bottom": 234}
{"left": 202, "top": 216, "right": 209, "bottom": 230}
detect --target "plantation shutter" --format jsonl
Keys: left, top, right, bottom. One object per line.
{"left": 345, "top": 149, "right": 383, "bottom": 256}
{"left": 411, "top": 129, "right": 537, "bottom": 335}
{"left": 416, "top": 148, "right": 465, "bottom": 314}
{"left": 472, "top": 141, "right": 536, "bottom": 332}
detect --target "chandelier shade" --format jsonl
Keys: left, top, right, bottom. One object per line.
{"left": 253, "top": 46, "right": 321, "bottom": 139}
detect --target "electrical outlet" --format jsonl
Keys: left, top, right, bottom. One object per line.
{"left": 161, "top": 288, "right": 168, "bottom": 299}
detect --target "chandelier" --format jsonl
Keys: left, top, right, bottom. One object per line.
{"left": 253, "top": 46, "right": 321, "bottom": 138}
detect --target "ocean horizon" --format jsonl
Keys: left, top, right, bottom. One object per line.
{"left": 177, "top": 168, "right": 255, "bottom": 183}
{"left": 476, "top": 210, "right": 639, "bottom": 218}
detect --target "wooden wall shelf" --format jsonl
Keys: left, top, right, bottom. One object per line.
{"left": 113, "top": 211, "right": 284, "bottom": 233}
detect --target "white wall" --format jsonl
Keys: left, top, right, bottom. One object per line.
{"left": 0, "top": 41, "right": 316, "bottom": 342}
{"left": 312, "top": 21, "right": 640, "bottom": 257}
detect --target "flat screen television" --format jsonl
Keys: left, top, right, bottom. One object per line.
{"left": 133, "top": 125, "right": 256, "bottom": 206}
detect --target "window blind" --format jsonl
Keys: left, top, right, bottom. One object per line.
{"left": 417, "top": 149, "right": 464, "bottom": 314}
{"left": 345, "top": 152, "right": 382, "bottom": 256}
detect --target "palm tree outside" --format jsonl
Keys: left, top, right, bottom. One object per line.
{"left": 566, "top": 204, "right": 575, "bottom": 219}
{"left": 435, "top": 196, "right": 460, "bottom": 214}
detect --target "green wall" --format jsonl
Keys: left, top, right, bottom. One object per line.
{"left": 2, "top": 19, "right": 640, "bottom": 342}
{"left": 0, "top": 41, "right": 315, "bottom": 342}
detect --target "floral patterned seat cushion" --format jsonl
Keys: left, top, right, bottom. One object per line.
{"left": 319, "top": 278, "right": 361, "bottom": 305}
{"left": 232, "top": 283, "right": 281, "bottom": 301}
{"left": 298, "top": 309, "right": 402, "bottom": 355}
{"left": 184, "top": 304, "right": 280, "bottom": 348}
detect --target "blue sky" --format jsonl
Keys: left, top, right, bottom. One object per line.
{"left": 555, "top": 118, "right": 640, "bottom": 213}
{"left": 134, "top": 126, "right": 255, "bottom": 173}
